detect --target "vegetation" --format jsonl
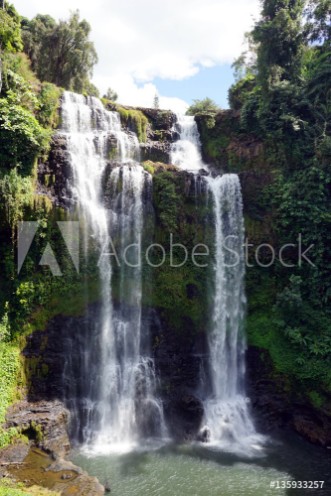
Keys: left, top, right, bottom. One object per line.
{"left": 153, "top": 94, "right": 160, "bottom": 109}
{"left": 197, "top": 0, "right": 331, "bottom": 402}
{"left": 21, "top": 11, "right": 98, "bottom": 94}
{"left": 103, "top": 87, "right": 118, "bottom": 101}
{"left": 116, "top": 105, "right": 149, "bottom": 142}
{"left": 186, "top": 97, "right": 220, "bottom": 116}
{"left": 0, "top": 0, "right": 330, "bottom": 474}
{"left": 0, "top": 478, "right": 59, "bottom": 495}
{"left": 0, "top": 1, "right": 23, "bottom": 92}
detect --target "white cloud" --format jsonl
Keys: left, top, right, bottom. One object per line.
{"left": 13, "top": 0, "right": 260, "bottom": 112}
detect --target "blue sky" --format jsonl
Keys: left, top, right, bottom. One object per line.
{"left": 154, "top": 64, "right": 234, "bottom": 109}
{"left": 13, "top": 0, "right": 260, "bottom": 112}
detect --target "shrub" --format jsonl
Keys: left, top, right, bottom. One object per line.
{"left": 0, "top": 99, "right": 50, "bottom": 173}
{"left": 37, "top": 82, "right": 62, "bottom": 128}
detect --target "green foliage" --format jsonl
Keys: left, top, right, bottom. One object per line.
{"left": 1, "top": 53, "right": 39, "bottom": 110}
{"left": 21, "top": 11, "right": 98, "bottom": 94}
{"left": 142, "top": 161, "right": 155, "bottom": 175}
{"left": 228, "top": 74, "right": 256, "bottom": 111}
{"left": 153, "top": 172, "right": 182, "bottom": 232}
{"left": 0, "top": 343, "right": 21, "bottom": 424}
{"left": 0, "top": 302, "right": 10, "bottom": 342}
{"left": 83, "top": 80, "right": 99, "bottom": 97}
{"left": 103, "top": 87, "right": 118, "bottom": 101}
{"left": 37, "top": 82, "right": 62, "bottom": 128}
{"left": 0, "top": 98, "right": 51, "bottom": 173}
{"left": 222, "top": 0, "right": 331, "bottom": 406}
{"left": 117, "top": 106, "right": 148, "bottom": 142}
{"left": 0, "top": 169, "right": 34, "bottom": 227}
{"left": 0, "top": 2, "right": 23, "bottom": 53}
{"left": 0, "top": 479, "right": 59, "bottom": 495}
{"left": 186, "top": 97, "right": 220, "bottom": 116}
{"left": 304, "top": 0, "right": 331, "bottom": 45}
{"left": 252, "top": 0, "right": 305, "bottom": 90}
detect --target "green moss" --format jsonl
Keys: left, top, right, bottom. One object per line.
{"left": 308, "top": 391, "right": 324, "bottom": 409}
{"left": 116, "top": 105, "right": 148, "bottom": 142}
{"left": 142, "top": 161, "right": 155, "bottom": 175}
{"left": 143, "top": 161, "right": 179, "bottom": 175}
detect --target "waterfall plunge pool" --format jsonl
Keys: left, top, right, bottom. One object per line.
{"left": 71, "top": 433, "right": 331, "bottom": 496}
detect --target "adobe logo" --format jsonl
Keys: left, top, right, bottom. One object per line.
{"left": 17, "top": 221, "right": 80, "bottom": 276}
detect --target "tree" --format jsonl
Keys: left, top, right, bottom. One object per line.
{"left": 103, "top": 87, "right": 118, "bottom": 101}
{"left": 186, "top": 97, "right": 220, "bottom": 116}
{"left": 252, "top": 0, "right": 305, "bottom": 90}
{"left": 21, "top": 11, "right": 98, "bottom": 94}
{"left": 153, "top": 93, "right": 160, "bottom": 109}
{"left": 305, "top": 0, "right": 331, "bottom": 46}
{"left": 0, "top": 2, "right": 23, "bottom": 92}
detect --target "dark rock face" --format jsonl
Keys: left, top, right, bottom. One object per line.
{"left": 140, "top": 140, "right": 173, "bottom": 164}
{"left": 138, "top": 107, "right": 177, "bottom": 131}
{"left": 246, "top": 347, "right": 331, "bottom": 448}
{"left": 23, "top": 305, "right": 208, "bottom": 443}
{"left": 140, "top": 107, "right": 178, "bottom": 163}
{"left": 150, "top": 311, "right": 208, "bottom": 441}
{"left": 37, "top": 135, "right": 73, "bottom": 209}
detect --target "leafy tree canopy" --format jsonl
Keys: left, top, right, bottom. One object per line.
{"left": 103, "top": 87, "right": 118, "bottom": 101}
{"left": 186, "top": 97, "right": 220, "bottom": 116}
{"left": 0, "top": 2, "right": 23, "bottom": 53}
{"left": 21, "top": 10, "right": 98, "bottom": 94}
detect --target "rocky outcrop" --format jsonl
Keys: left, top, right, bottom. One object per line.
{"left": 138, "top": 107, "right": 177, "bottom": 131}
{"left": 246, "top": 347, "right": 331, "bottom": 448}
{"left": 6, "top": 400, "right": 70, "bottom": 459}
{"left": 2, "top": 401, "right": 105, "bottom": 495}
{"left": 140, "top": 107, "right": 178, "bottom": 163}
{"left": 0, "top": 445, "right": 105, "bottom": 495}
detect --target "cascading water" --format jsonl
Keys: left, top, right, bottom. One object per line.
{"left": 173, "top": 113, "right": 263, "bottom": 454}
{"left": 60, "top": 91, "right": 165, "bottom": 453}
{"left": 202, "top": 175, "right": 264, "bottom": 454}
{"left": 171, "top": 114, "right": 207, "bottom": 172}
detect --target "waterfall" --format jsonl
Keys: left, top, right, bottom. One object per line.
{"left": 202, "top": 175, "right": 264, "bottom": 454}
{"left": 171, "top": 114, "right": 207, "bottom": 172}
{"left": 172, "top": 113, "right": 262, "bottom": 453}
{"left": 60, "top": 91, "right": 165, "bottom": 453}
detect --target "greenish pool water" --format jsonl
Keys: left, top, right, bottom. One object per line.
{"left": 72, "top": 434, "right": 331, "bottom": 496}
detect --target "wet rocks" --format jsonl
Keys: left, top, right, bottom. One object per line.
{"left": 5, "top": 400, "right": 70, "bottom": 459}
{"left": 2, "top": 402, "right": 106, "bottom": 495}
{"left": 37, "top": 134, "right": 73, "bottom": 209}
